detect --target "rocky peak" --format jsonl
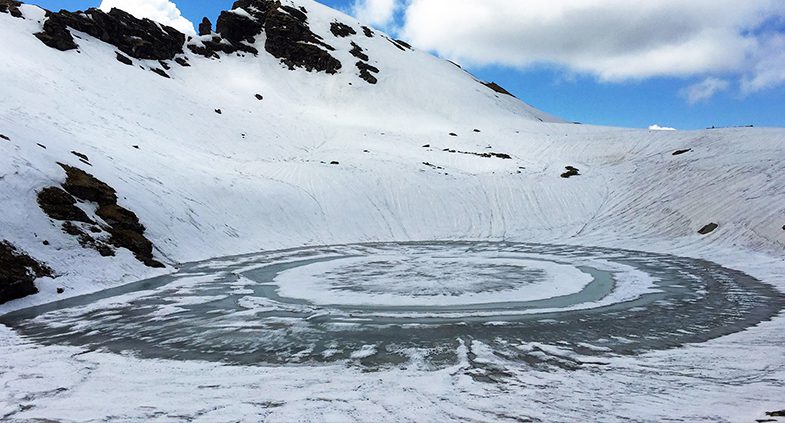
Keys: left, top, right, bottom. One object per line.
{"left": 34, "top": 7, "right": 185, "bottom": 60}
{"left": 215, "top": 0, "right": 342, "bottom": 74}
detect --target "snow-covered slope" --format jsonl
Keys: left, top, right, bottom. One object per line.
{"left": 2, "top": 0, "right": 783, "bottom": 308}
{"left": 1, "top": 1, "right": 785, "bottom": 420}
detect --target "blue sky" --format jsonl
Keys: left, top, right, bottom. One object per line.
{"left": 29, "top": 0, "right": 785, "bottom": 130}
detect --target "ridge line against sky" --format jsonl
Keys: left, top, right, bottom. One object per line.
{"left": 28, "top": 0, "right": 785, "bottom": 130}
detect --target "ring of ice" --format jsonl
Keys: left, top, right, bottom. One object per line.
{"left": 3, "top": 242, "right": 783, "bottom": 367}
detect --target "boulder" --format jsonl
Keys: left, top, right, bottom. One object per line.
{"left": 0, "top": 241, "right": 52, "bottom": 304}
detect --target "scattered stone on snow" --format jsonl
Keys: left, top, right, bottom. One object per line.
{"left": 356, "top": 61, "right": 379, "bottom": 84}
{"left": 672, "top": 149, "right": 692, "bottom": 156}
{"left": 362, "top": 26, "right": 374, "bottom": 37}
{"left": 561, "top": 166, "right": 580, "bottom": 178}
{"left": 483, "top": 81, "right": 516, "bottom": 98}
{"left": 698, "top": 223, "right": 719, "bottom": 235}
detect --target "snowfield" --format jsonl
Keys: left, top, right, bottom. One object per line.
{"left": 1, "top": 1, "right": 785, "bottom": 421}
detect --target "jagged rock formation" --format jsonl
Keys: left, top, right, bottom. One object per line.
{"left": 0, "top": 0, "right": 22, "bottom": 18}
{"left": 34, "top": 7, "right": 185, "bottom": 60}
{"left": 199, "top": 17, "right": 212, "bottom": 36}
{"left": 0, "top": 241, "right": 52, "bottom": 304}
{"left": 215, "top": 0, "right": 342, "bottom": 73}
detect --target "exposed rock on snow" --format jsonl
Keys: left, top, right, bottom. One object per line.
{"left": 698, "top": 223, "right": 719, "bottom": 235}
{"left": 672, "top": 148, "right": 692, "bottom": 156}
{"left": 0, "top": 0, "right": 22, "bottom": 18}
{"left": 37, "top": 187, "right": 93, "bottom": 224}
{"left": 114, "top": 52, "right": 133, "bottom": 66}
{"left": 35, "top": 8, "right": 185, "bottom": 60}
{"left": 561, "top": 166, "right": 580, "bottom": 178}
{"left": 217, "top": 0, "right": 342, "bottom": 74}
{"left": 483, "top": 81, "right": 516, "bottom": 97}
{"left": 198, "top": 17, "right": 212, "bottom": 36}
{"left": 0, "top": 241, "right": 51, "bottom": 304}
{"left": 330, "top": 21, "right": 355, "bottom": 38}
{"left": 356, "top": 61, "right": 379, "bottom": 84}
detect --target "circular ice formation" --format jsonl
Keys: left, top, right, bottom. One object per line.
{"left": 272, "top": 254, "right": 594, "bottom": 306}
{"left": 3, "top": 242, "right": 784, "bottom": 367}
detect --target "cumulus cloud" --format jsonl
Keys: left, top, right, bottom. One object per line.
{"left": 351, "top": 0, "right": 398, "bottom": 28}
{"left": 362, "top": 0, "right": 785, "bottom": 99}
{"left": 680, "top": 77, "right": 730, "bottom": 104}
{"left": 99, "top": 0, "right": 195, "bottom": 35}
{"left": 648, "top": 124, "right": 676, "bottom": 131}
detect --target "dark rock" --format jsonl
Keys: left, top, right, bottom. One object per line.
{"left": 698, "top": 223, "right": 719, "bottom": 235}
{"left": 199, "top": 17, "right": 213, "bottom": 36}
{"left": 96, "top": 204, "right": 145, "bottom": 232}
{"left": 174, "top": 57, "right": 190, "bottom": 67}
{"left": 356, "top": 61, "right": 379, "bottom": 84}
{"left": 422, "top": 144, "right": 430, "bottom": 148}
{"left": 215, "top": 108, "right": 222, "bottom": 114}
{"left": 62, "top": 222, "right": 115, "bottom": 257}
{"left": 483, "top": 81, "right": 516, "bottom": 98}
{"left": 388, "top": 38, "right": 407, "bottom": 51}
{"left": 35, "top": 8, "right": 185, "bottom": 60}
{"left": 473, "top": 129, "right": 481, "bottom": 133}
{"left": 255, "top": 94, "right": 263, "bottom": 100}
{"left": 37, "top": 187, "right": 94, "bottom": 223}
{"left": 59, "top": 163, "right": 117, "bottom": 206}
{"left": 0, "top": 134, "right": 9, "bottom": 141}
{"left": 71, "top": 151, "right": 89, "bottom": 161}
{"left": 108, "top": 228, "right": 163, "bottom": 267}
{"left": 766, "top": 410, "right": 785, "bottom": 417}
{"left": 42, "top": 240, "right": 49, "bottom": 246}
{"left": 218, "top": 0, "right": 341, "bottom": 74}
{"left": 0, "top": 0, "right": 24, "bottom": 18}
{"left": 57, "top": 287, "right": 64, "bottom": 294}
{"left": 115, "top": 52, "right": 133, "bottom": 65}
{"left": 561, "top": 166, "right": 580, "bottom": 178}
{"left": 151, "top": 68, "right": 170, "bottom": 78}
{"left": 362, "top": 26, "right": 374, "bottom": 37}
{"left": 132, "top": 145, "right": 140, "bottom": 149}
{"left": 449, "top": 133, "right": 457, "bottom": 137}
{"left": 349, "top": 42, "right": 369, "bottom": 61}
{"left": 330, "top": 161, "right": 340, "bottom": 165}
{"left": 158, "top": 60, "right": 171, "bottom": 70}
{"left": 0, "top": 241, "right": 52, "bottom": 304}
{"left": 394, "top": 39, "right": 412, "bottom": 49}
{"left": 672, "top": 149, "right": 691, "bottom": 156}
{"left": 37, "top": 143, "right": 47, "bottom": 149}
{"left": 330, "top": 21, "right": 356, "bottom": 37}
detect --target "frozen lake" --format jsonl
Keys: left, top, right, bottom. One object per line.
{"left": 3, "top": 242, "right": 783, "bottom": 367}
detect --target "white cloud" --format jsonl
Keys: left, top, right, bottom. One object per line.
{"left": 741, "top": 33, "right": 785, "bottom": 94}
{"left": 99, "top": 0, "right": 195, "bottom": 35}
{"left": 649, "top": 124, "right": 676, "bottom": 131}
{"left": 680, "top": 77, "right": 730, "bottom": 104}
{"left": 390, "top": 0, "right": 785, "bottom": 96}
{"left": 351, "top": 0, "right": 398, "bottom": 28}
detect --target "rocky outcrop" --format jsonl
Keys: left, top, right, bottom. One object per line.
{"left": 330, "top": 21, "right": 356, "bottom": 38}
{"left": 560, "top": 166, "right": 580, "bottom": 178}
{"left": 0, "top": 0, "right": 23, "bottom": 18}
{"left": 198, "top": 17, "right": 212, "bottom": 36}
{"left": 36, "top": 163, "right": 164, "bottom": 268}
{"left": 216, "top": 0, "right": 342, "bottom": 74}
{"left": 356, "top": 61, "right": 379, "bottom": 84}
{"left": 483, "top": 81, "right": 516, "bottom": 98}
{"left": 350, "top": 42, "right": 369, "bottom": 61}
{"left": 37, "top": 187, "right": 94, "bottom": 223}
{"left": 0, "top": 241, "right": 52, "bottom": 304}
{"left": 35, "top": 7, "right": 185, "bottom": 60}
